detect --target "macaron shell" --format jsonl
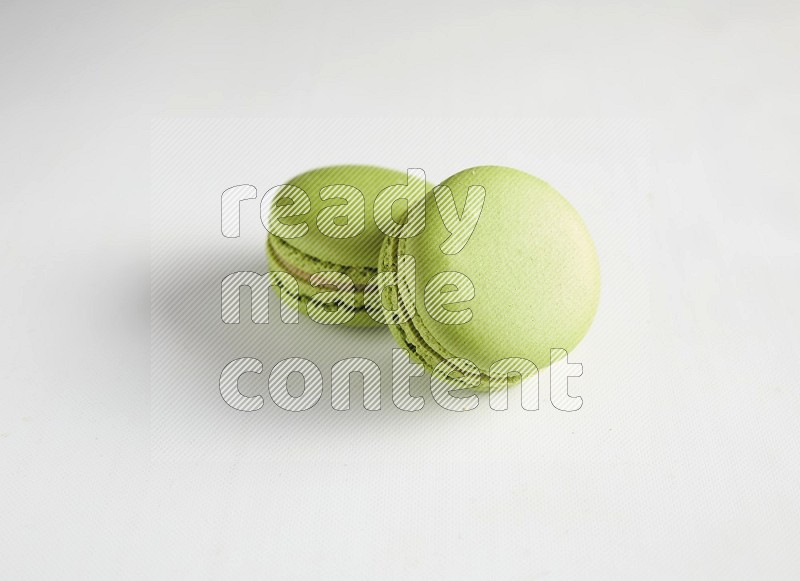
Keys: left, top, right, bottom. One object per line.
{"left": 399, "top": 166, "right": 600, "bottom": 375}
{"left": 271, "top": 165, "right": 428, "bottom": 269}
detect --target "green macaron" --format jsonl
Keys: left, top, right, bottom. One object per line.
{"left": 266, "top": 165, "right": 428, "bottom": 326}
{"left": 379, "top": 165, "right": 600, "bottom": 389}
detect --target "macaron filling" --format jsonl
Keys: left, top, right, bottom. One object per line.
{"left": 267, "top": 235, "right": 375, "bottom": 315}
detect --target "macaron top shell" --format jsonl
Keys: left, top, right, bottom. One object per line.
{"left": 398, "top": 166, "right": 600, "bottom": 375}
{"left": 270, "top": 165, "right": 427, "bottom": 270}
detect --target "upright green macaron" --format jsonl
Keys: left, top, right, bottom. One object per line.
{"left": 379, "top": 166, "right": 600, "bottom": 388}
{"left": 267, "top": 165, "right": 428, "bottom": 326}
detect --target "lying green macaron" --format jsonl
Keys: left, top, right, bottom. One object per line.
{"left": 380, "top": 165, "right": 600, "bottom": 389}
{"left": 267, "top": 165, "right": 428, "bottom": 326}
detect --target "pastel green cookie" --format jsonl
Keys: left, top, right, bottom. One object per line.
{"left": 267, "top": 165, "right": 427, "bottom": 326}
{"left": 380, "top": 166, "right": 600, "bottom": 388}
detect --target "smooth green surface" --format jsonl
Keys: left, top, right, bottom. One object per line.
{"left": 382, "top": 166, "right": 601, "bottom": 384}
{"left": 270, "top": 165, "right": 427, "bottom": 269}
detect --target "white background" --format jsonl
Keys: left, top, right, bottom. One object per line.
{"left": 2, "top": 1, "right": 799, "bottom": 579}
